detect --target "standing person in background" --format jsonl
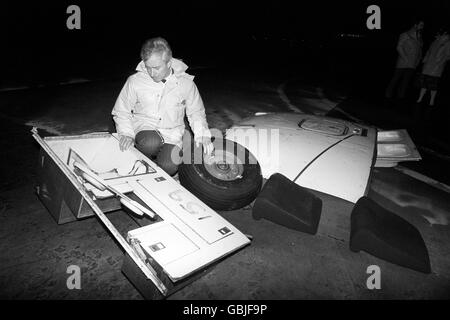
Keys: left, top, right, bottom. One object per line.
{"left": 416, "top": 30, "right": 450, "bottom": 107}
{"left": 385, "top": 19, "right": 424, "bottom": 106}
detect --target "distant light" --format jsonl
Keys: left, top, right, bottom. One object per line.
{"left": 339, "top": 33, "right": 365, "bottom": 38}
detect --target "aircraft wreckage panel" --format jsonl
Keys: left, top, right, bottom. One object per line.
{"left": 37, "top": 131, "right": 250, "bottom": 283}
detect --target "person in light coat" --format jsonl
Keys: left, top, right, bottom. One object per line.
{"left": 416, "top": 30, "right": 450, "bottom": 106}
{"left": 112, "top": 37, "right": 214, "bottom": 175}
{"left": 385, "top": 19, "right": 424, "bottom": 102}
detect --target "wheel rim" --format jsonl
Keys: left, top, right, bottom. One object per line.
{"left": 203, "top": 150, "right": 244, "bottom": 181}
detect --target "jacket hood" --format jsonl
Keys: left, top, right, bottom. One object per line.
{"left": 135, "top": 58, "right": 189, "bottom": 76}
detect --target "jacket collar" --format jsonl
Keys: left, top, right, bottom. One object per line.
{"left": 135, "top": 58, "right": 189, "bottom": 78}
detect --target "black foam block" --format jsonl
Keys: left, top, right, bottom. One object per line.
{"left": 252, "top": 173, "right": 322, "bottom": 234}
{"left": 350, "top": 197, "right": 431, "bottom": 274}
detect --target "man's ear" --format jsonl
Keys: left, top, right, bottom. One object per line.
{"left": 167, "top": 58, "right": 172, "bottom": 69}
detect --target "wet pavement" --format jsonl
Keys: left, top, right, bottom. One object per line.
{"left": 0, "top": 65, "right": 450, "bottom": 299}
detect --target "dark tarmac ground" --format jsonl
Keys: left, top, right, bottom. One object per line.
{"left": 1, "top": 42, "right": 450, "bottom": 299}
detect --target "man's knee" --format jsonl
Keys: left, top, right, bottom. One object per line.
{"left": 135, "top": 130, "right": 163, "bottom": 157}
{"left": 158, "top": 161, "right": 179, "bottom": 176}
{"left": 157, "top": 144, "right": 182, "bottom": 176}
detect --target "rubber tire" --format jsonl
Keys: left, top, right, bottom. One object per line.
{"left": 179, "top": 138, "right": 263, "bottom": 211}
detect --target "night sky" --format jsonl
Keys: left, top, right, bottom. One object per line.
{"left": 2, "top": 0, "right": 450, "bottom": 86}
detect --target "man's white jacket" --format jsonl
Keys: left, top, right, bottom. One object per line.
{"left": 112, "top": 58, "right": 211, "bottom": 148}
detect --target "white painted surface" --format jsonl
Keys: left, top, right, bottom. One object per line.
{"left": 375, "top": 129, "right": 422, "bottom": 167}
{"left": 45, "top": 133, "right": 250, "bottom": 281}
{"left": 226, "top": 113, "right": 376, "bottom": 203}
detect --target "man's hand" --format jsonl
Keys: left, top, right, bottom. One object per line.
{"left": 119, "top": 135, "right": 135, "bottom": 151}
{"left": 195, "top": 136, "right": 214, "bottom": 156}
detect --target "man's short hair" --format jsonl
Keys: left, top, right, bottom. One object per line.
{"left": 140, "top": 37, "right": 172, "bottom": 62}
{"left": 408, "top": 16, "right": 424, "bottom": 29}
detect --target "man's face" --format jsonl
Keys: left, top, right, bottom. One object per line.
{"left": 416, "top": 21, "right": 424, "bottom": 31}
{"left": 144, "top": 52, "right": 171, "bottom": 82}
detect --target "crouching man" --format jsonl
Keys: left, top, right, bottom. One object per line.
{"left": 112, "top": 37, "right": 214, "bottom": 176}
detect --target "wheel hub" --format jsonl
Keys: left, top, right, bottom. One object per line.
{"left": 216, "top": 161, "right": 230, "bottom": 171}
{"left": 204, "top": 151, "right": 244, "bottom": 181}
